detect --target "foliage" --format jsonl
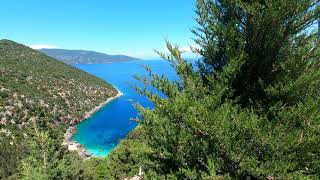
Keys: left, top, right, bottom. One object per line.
{"left": 0, "top": 135, "right": 27, "bottom": 179}
{"left": 20, "top": 123, "right": 58, "bottom": 179}
{"left": 107, "top": 0, "right": 320, "bottom": 179}
{"left": 102, "top": 126, "right": 152, "bottom": 179}
{"left": 1, "top": 0, "right": 320, "bottom": 179}
{"left": 0, "top": 39, "right": 117, "bottom": 179}
{"left": 16, "top": 121, "right": 88, "bottom": 180}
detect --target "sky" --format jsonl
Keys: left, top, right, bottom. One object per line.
{"left": 0, "top": 0, "right": 198, "bottom": 59}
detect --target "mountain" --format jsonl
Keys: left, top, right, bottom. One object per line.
{"left": 0, "top": 39, "right": 118, "bottom": 177}
{"left": 39, "top": 48, "right": 140, "bottom": 64}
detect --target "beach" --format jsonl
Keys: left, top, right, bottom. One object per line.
{"left": 62, "top": 88, "right": 123, "bottom": 159}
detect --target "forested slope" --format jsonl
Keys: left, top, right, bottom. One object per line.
{"left": 0, "top": 39, "right": 117, "bottom": 127}
{"left": 0, "top": 39, "right": 117, "bottom": 178}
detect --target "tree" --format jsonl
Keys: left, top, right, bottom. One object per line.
{"left": 0, "top": 134, "right": 27, "bottom": 179}
{"left": 19, "top": 122, "right": 58, "bottom": 179}
{"left": 129, "top": 0, "right": 320, "bottom": 178}
{"left": 194, "top": 0, "right": 320, "bottom": 107}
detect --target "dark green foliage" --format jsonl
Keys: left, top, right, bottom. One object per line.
{"left": 0, "top": 135, "right": 27, "bottom": 179}
{"left": 102, "top": 126, "right": 152, "bottom": 179}
{"left": 106, "top": 0, "right": 320, "bottom": 179}
{"left": 17, "top": 122, "right": 87, "bottom": 180}
{"left": 194, "top": 0, "right": 320, "bottom": 108}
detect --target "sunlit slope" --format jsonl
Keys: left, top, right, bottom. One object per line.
{"left": 0, "top": 39, "right": 117, "bottom": 129}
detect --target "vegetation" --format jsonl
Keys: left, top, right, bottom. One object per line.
{"left": 105, "top": 0, "right": 320, "bottom": 179}
{"left": 0, "top": 40, "right": 117, "bottom": 179}
{"left": 1, "top": 0, "right": 320, "bottom": 179}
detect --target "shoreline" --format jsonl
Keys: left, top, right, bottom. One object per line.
{"left": 62, "top": 88, "right": 123, "bottom": 160}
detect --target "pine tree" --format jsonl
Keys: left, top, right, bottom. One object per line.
{"left": 194, "top": 0, "right": 320, "bottom": 107}
{"left": 19, "top": 122, "right": 58, "bottom": 179}
{"left": 127, "top": 0, "right": 320, "bottom": 179}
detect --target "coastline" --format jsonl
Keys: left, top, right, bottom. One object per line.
{"left": 62, "top": 88, "right": 124, "bottom": 160}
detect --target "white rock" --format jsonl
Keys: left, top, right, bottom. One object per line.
{"left": 68, "top": 144, "right": 78, "bottom": 151}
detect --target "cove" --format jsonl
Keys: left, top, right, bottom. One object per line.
{"left": 73, "top": 60, "right": 178, "bottom": 157}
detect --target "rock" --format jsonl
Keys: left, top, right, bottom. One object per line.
{"left": 68, "top": 144, "right": 78, "bottom": 151}
{"left": 130, "top": 176, "right": 141, "bottom": 180}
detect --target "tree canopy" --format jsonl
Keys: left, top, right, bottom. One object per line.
{"left": 108, "top": 0, "right": 320, "bottom": 179}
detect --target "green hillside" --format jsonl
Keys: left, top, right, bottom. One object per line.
{"left": 0, "top": 39, "right": 117, "bottom": 178}
{"left": 0, "top": 40, "right": 117, "bottom": 127}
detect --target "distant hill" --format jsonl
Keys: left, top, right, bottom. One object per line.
{"left": 39, "top": 48, "right": 140, "bottom": 64}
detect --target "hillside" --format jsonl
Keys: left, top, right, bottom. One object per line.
{"left": 0, "top": 39, "right": 118, "bottom": 128}
{"left": 0, "top": 39, "right": 118, "bottom": 129}
{"left": 0, "top": 40, "right": 120, "bottom": 178}
{"left": 39, "top": 48, "right": 140, "bottom": 64}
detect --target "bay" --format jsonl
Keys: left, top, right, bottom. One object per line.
{"left": 73, "top": 60, "right": 178, "bottom": 156}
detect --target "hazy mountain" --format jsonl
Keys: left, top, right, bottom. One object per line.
{"left": 38, "top": 49, "right": 140, "bottom": 64}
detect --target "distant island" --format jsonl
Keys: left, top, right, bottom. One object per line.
{"left": 39, "top": 48, "right": 140, "bottom": 65}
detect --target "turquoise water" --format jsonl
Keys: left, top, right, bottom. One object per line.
{"left": 73, "top": 60, "right": 178, "bottom": 156}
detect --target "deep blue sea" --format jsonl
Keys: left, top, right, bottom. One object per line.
{"left": 73, "top": 60, "right": 178, "bottom": 156}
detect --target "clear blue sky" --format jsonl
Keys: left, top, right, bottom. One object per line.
{"left": 0, "top": 0, "right": 198, "bottom": 59}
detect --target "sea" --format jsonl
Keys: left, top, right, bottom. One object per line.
{"left": 73, "top": 59, "right": 178, "bottom": 156}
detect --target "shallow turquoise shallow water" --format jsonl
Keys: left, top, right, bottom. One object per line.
{"left": 73, "top": 60, "right": 178, "bottom": 156}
